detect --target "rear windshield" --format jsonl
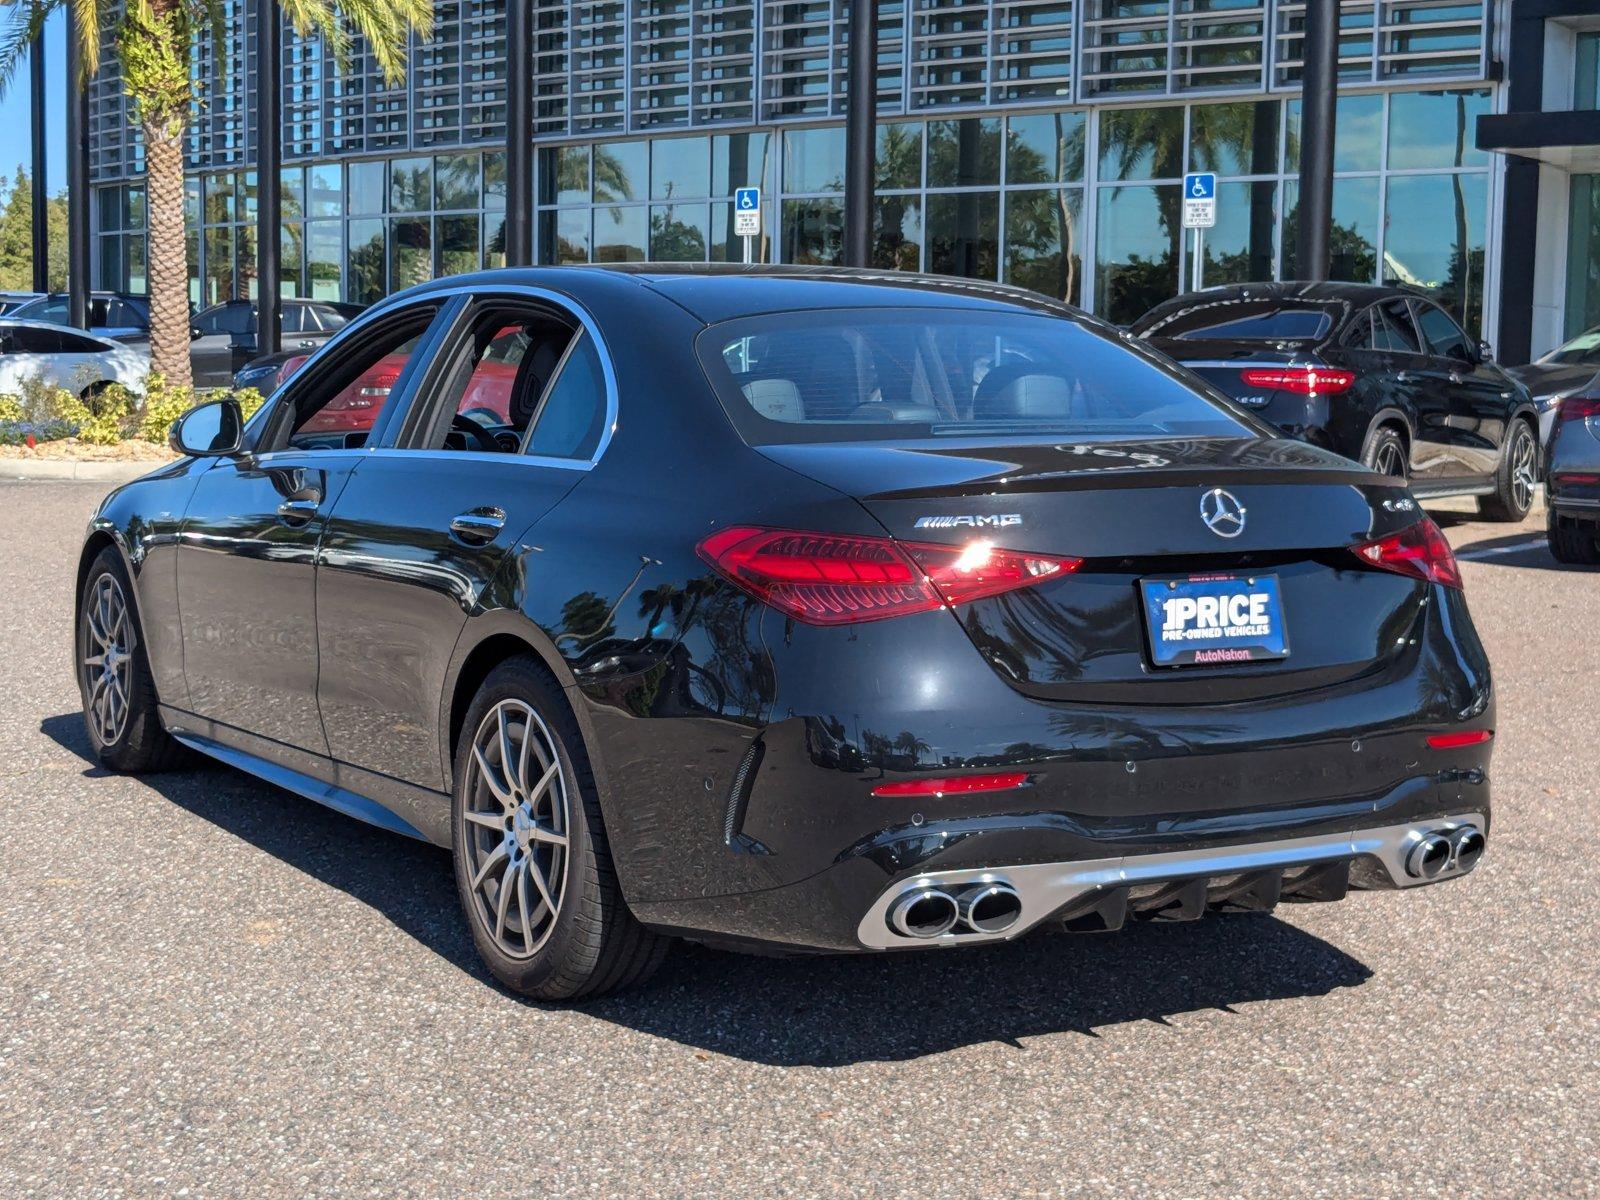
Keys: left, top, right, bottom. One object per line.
{"left": 1137, "top": 300, "right": 1336, "bottom": 342}
{"left": 696, "top": 308, "right": 1253, "bottom": 446}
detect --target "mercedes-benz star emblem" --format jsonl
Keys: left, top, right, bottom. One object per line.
{"left": 1200, "top": 488, "right": 1247, "bottom": 538}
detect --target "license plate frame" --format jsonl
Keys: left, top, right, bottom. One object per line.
{"left": 1139, "top": 573, "right": 1290, "bottom": 668}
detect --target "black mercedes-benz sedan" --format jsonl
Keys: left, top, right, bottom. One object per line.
{"left": 75, "top": 266, "right": 1494, "bottom": 1000}
{"left": 1131, "top": 282, "right": 1539, "bottom": 521}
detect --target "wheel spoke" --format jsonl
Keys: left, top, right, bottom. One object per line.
{"left": 493, "top": 860, "right": 516, "bottom": 941}
{"left": 497, "top": 707, "right": 521, "bottom": 795}
{"left": 528, "top": 760, "right": 560, "bottom": 808}
{"left": 470, "top": 840, "right": 509, "bottom": 891}
{"left": 463, "top": 808, "right": 505, "bottom": 832}
{"left": 517, "top": 867, "right": 537, "bottom": 947}
{"left": 526, "top": 855, "right": 556, "bottom": 915}
{"left": 472, "top": 742, "right": 515, "bottom": 809}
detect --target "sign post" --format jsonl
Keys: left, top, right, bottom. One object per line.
{"left": 734, "top": 187, "right": 762, "bottom": 264}
{"left": 1182, "top": 172, "right": 1217, "bottom": 293}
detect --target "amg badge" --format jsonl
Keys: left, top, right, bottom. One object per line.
{"left": 913, "top": 514, "right": 1024, "bottom": 530}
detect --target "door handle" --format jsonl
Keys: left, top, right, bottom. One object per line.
{"left": 1396, "top": 371, "right": 1414, "bottom": 383}
{"left": 450, "top": 507, "right": 507, "bottom": 545}
{"left": 277, "top": 497, "right": 320, "bottom": 525}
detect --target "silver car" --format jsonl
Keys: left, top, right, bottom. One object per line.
{"left": 1545, "top": 389, "right": 1600, "bottom": 565}
{"left": 1506, "top": 328, "right": 1600, "bottom": 456}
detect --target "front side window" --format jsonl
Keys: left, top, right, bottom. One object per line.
{"left": 1414, "top": 303, "right": 1474, "bottom": 362}
{"left": 700, "top": 308, "right": 1253, "bottom": 446}
{"left": 278, "top": 307, "right": 438, "bottom": 451}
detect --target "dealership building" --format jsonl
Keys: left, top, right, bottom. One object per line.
{"left": 82, "top": 1, "right": 1600, "bottom": 362}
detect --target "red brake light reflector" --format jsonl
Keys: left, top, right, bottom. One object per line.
{"left": 1559, "top": 396, "right": 1600, "bottom": 422}
{"left": 872, "top": 772, "right": 1030, "bottom": 798}
{"left": 1426, "top": 730, "right": 1493, "bottom": 750}
{"left": 1239, "top": 367, "right": 1356, "bottom": 396}
{"left": 1350, "top": 518, "right": 1462, "bottom": 590}
{"left": 697, "top": 527, "right": 1080, "bottom": 625}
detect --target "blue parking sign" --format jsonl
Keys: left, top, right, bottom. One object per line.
{"left": 1184, "top": 172, "right": 1216, "bottom": 200}
{"left": 735, "top": 187, "right": 761, "bottom": 212}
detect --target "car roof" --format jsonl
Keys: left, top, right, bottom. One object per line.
{"left": 392, "top": 263, "right": 1087, "bottom": 327}
{"left": 1159, "top": 281, "right": 1426, "bottom": 308}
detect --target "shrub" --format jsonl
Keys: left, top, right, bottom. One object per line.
{"left": 137, "top": 374, "right": 194, "bottom": 443}
{"left": 0, "top": 395, "right": 22, "bottom": 423}
{"left": 0, "top": 418, "right": 78, "bottom": 446}
{"left": 49, "top": 385, "right": 132, "bottom": 445}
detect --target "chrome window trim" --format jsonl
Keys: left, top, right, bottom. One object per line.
{"left": 357, "top": 447, "right": 590, "bottom": 473}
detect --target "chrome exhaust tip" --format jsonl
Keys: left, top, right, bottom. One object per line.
{"left": 958, "top": 882, "right": 1023, "bottom": 934}
{"left": 1405, "top": 833, "right": 1452, "bottom": 880}
{"left": 888, "top": 886, "right": 959, "bottom": 939}
{"left": 1447, "top": 824, "right": 1486, "bottom": 873}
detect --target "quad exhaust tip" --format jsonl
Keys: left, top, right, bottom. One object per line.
{"left": 1448, "top": 824, "right": 1486, "bottom": 873}
{"left": 1406, "top": 833, "right": 1452, "bottom": 880}
{"left": 888, "top": 887, "right": 960, "bottom": 939}
{"left": 888, "top": 881, "right": 1023, "bottom": 939}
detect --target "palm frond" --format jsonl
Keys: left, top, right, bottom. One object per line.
{"left": 70, "top": 0, "right": 102, "bottom": 83}
{"left": 280, "top": 0, "right": 431, "bottom": 86}
{"left": 0, "top": 1, "right": 62, "bottom": 97}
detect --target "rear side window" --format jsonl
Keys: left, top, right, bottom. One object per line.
{"left": 526, "top": 333, "right": 607, "bottom": 460}
{"left": 1373, "top": 301, "right": 1422, "bottom": 353}
{"left": 699, "top": 308, "right": 1252, "bottom": 446}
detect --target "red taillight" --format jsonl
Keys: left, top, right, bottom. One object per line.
{"left": 1554, "top": 472, "right": 1600, "bottom": 487}
{"left": 696, "top": 526, "right": 1081, "bottom": 625}
{"left": 871, "top": 772, "right": 1030, "bottom": 798}
{"left": 1426, "top": 730, "right": 1493, "bottom": 750}
{"left": 1350, "top": 517, "right": 1462, "bottom": 589}
{"left": 1559, "top": 396, "right": 1600, "bottom": 422}
{"left": 1239, "top": 366, "right": 1356, "bottom": 396}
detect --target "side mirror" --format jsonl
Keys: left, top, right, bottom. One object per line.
{"left": 191, "top": 326, "right": 203, "bottom": 341}
{"left": 170, "top": 398, "right": 243, "bottom": 457}
{"left": 1476, "top": 339, "right": 1494, "bottom": 363}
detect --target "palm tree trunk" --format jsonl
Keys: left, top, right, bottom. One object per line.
{"left": 142, "top": 120, "right": 192, "bottom": 390}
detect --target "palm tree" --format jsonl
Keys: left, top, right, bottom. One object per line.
{"left": 0, "top": 0, "right": 431, "bottom": 389}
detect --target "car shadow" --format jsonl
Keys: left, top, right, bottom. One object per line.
{"left": 41, "top": 711, "right": 1375, "bottom": 1067}
{"left": 1451, "top": 529, "right": 1593, "bottom": 572}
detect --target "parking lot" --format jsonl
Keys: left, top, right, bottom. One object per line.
{"left": 0, "top": 479, "right": 1595, "bottom": 1199}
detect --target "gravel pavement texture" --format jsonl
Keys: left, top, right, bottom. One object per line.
{"left": 0, "top": 482, "right": 1595, "bottom": 1198}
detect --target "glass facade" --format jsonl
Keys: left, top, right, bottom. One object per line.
{"left": 85, "top": 1, "right": 1500, "bottom": 333}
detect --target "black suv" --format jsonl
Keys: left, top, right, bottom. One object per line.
{"left": 1133, "top": 282, "right": 1540, "bottom": 521}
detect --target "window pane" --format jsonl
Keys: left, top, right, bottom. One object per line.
{"left": 390, "top": 217, "right": 433, "bottom": 289}
{"left": 484, "top": 216, "right": 507, "bottom": 269}
{"left": 782, "top": 198, "right": 844, "bottom": 264}
{"left": 927, "top": 193, "right": 998, "bottom": 280}
{"left": 594, "top": 141, "right": 647, "bottom": 202}
{"left": 307, "top": 222, "right": 342, "bottom": 300}
{"left": 874, "top": 195, "right": 922, "bottom": 271}
{"left": 1094, "top": 184, "right": 1180, "bottom": 325}
{"left": 483, "top": 152, "right": 507, "bottom": 211}
{"left": 126, "top": 235, "right": 147, "bottom": 295}
{"left": 593, "top": 205, "right": 646, "bottom": 262}
{"left": 1282, "top": 176, "right": 1379, "bottom": 282}
{"left": 98, "top": 185, "right": 122, "bottom": 231}
{"left": 1006, "top": 112, "right": 1086, "bottom": 185}
{"left": 877, "top": 122, "right": 923, "bottom": 190}
{"left": 927, "top": 117, "right": 1001, "bottom": 188}
{"left": 308, "top": 165, "right": 343, "bottom": 218}
{"left": 650, "top": 204, "right": 708, "bottom": 260}
{"left": 241, "top": 172, "right": 258, "bottom": 222}
{"left": 438, "top": 215, "right": 479, "bottom": 276}
{"left": 543, "top": 209, "right": 589, "bottom": 263}
{"left": 527, "top": 333, "right": 607, "bottom": 460}
{"left": 651, "top": 136, "right": 710, "bottom": 200}
{"left": 435, "top": 154, "right": 479, "bottom": 210}
{"left": 390, "top": 157, "right": 432, "bottom": 212}
{"left": 1387, "top": 90, "right": 1491, "bottom": 170}
{"left": 1004, "top": 188, "right": 1084, "bottom": 305}
{"left": 1382, "top": 172, "right": 1488, "bottom": 335}
{"left": 1415, "top": 303, "right": 1473, "bottom": 360}
{"left": 281, "top": 223, "right": 303, "bottom": 297}
{"left": 281, "top": 168, "right": 305, "bottom": 221}
{"left": 1099, "top": 107, "right": 1182, "bottom": 181}
{"left": 349, "top": 219, "right": 386, "bottom": 305}
{"left": 97, "top": 233, "right": 122, "bottom": 292}
{"left": 1196, "top": 181, "right": 1275, "bottom": 287}
{"left": 1564, "top": 173, "right": 1600, "bottom": 340}
{"left": 711, "top": 201, "right": 770, "bottom": 262}
{"left": 712, "top": 131, "right": 770, "bottom": 197}
{"left": 348, "top": 161, "right": 385, "bottom": 215}
{"left": 541, "top": 145, "right": 589, "bottom": 205}
{"left": 205, "top": 174, "right": 237, "bottom": 224}
{"left": 127, "top": 187, "right": 146, "bottom": 229}
{"left": 1189, "top": 101, "right": 1279, "bottom": 177}
{"left": 784, "top": 128, "right": 846, "bottom": 193}
{"left": 205, "top": 226, "right": 234, "bottom": 303}
{"left": 1285, "top": 93, "right": 1383, "bottom": 173}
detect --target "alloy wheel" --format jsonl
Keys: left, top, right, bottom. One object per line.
{"left": 1510, "top": 426, "right": 1537, "bottom": 513}
{"left": 82, "top": 574, "right": 133, "bottom": 746}
{"left": 1372, "top": 437, "right": 1404, "bottom": 478}
{"left": 460, "top": 699, "right": 571, "bottom": 959}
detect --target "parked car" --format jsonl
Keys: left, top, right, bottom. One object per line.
{"left": 0, "top": 290, "right": 43, "bottom": 316}
{"left": 1505, "top": 326, "right": 1600, "bottom": 453}
{"left": 76, "top": 265, "right": 1493, "bottom": 1001}
{"left": 191, "top": 298, "right": 363, "bottom": 387}
{"left": 1544, "top": 388, "right": 1600, "bottom": 565}
{"left": 1131, "top": 282, "right": 1540, "bottom": 521}
{"left": 0, "top": 318, "right": 148, "bottom": 397}
{"left": 8, "top": 291, "right": 153, "bottom": 342}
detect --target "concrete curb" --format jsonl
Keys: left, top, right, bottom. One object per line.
{"left": 0, "top": 458, "right": 165, "bottom": 485}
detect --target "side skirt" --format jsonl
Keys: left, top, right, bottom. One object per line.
{"left": 159, "top": 705, "right": 452, "bottom": 847}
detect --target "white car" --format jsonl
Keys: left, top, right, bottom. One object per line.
{"left": 0, "top": 319, "right": 149, "bottom": 398}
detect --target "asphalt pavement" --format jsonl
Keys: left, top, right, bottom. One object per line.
{"left": 1, "top": 482, "right": 1595, "bottom": 1198}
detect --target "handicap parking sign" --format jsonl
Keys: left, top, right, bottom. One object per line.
{"left": 1182, "top": 172, "right": 1217, "bottom": 229}
{"left": 734, "top": 187, "right": 761, "bottom": 236}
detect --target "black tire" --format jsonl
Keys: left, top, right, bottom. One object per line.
{"left": 75, "top": 547, "right": 185, "bottom": 772}
{"left": 1478, "top": 418, "right": 1539, "bottom": 523}
{"left": 1547, "top": 511, "right": 1600, "bottom": 566}
{"left": 1362, "top": 424, "right": 1408, "bottom": 480}
{"left": 451, "top": 656, "right": 669, "bottom": 1000}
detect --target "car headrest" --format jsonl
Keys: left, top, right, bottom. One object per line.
{"left": 512, "top": 340, "right": 563, "bottom": 426}
{"left": 971, "top": 364, "right": 1074, "bottom": 421}
{"left": 741, "top": 378, "right": 806, "bottom": 422}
